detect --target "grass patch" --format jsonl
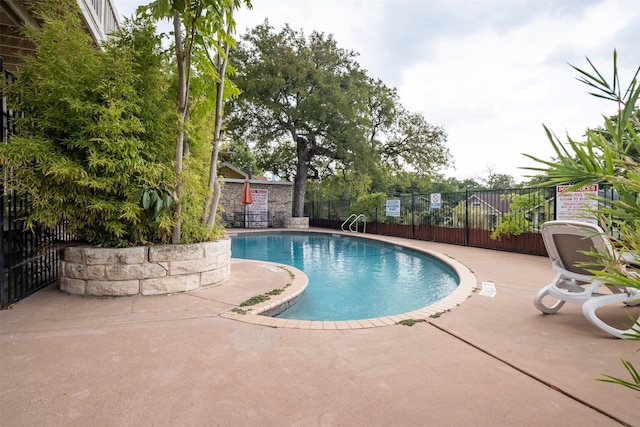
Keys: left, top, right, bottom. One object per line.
{"left": 397, "top": 318, "right": 426, "bottom": 326}
{"left": 239, "top": 295, "right": 270, "bottom": 307}
{"left": 282, "top": 266, "right": 295, "bottom": 280}
{"left": 429, "top": 309, "right": 450, "bottom": 319}
{"left": 238, "top": 283, "right": 292, "bottom": 307}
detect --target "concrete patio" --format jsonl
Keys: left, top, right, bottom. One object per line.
{"left": 1, "top": 230, "right": 638, "bottom": 426}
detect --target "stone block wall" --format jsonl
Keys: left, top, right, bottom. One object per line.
{"left": 220, "top": 180, "right": 293, "bottom": 223}
{"left": 284, "top": 217, "right": 310, "bottom": 229}
{"left": 60, "top": 239, "right": 231, "bottom": 296}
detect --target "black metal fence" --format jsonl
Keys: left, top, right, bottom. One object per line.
{"left": 1, "top": 58, "right": 74, "bottom": 308}
{"left": 305, "top": 186, "right": 613, "bottom": 257}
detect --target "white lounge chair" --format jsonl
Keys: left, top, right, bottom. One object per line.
{"left": 534, "top": 220, "right": 640, "bottom": 338}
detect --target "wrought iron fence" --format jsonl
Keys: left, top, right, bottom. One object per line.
{"left": 1, "top": 58, "right": 75, "bottom": 308}
{"left": 305, "top": 186, "right": 615, "bottom": 256}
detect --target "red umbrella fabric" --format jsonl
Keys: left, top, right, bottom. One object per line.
{"left": 242, "top": 179, "right": 253, "bottom": 204}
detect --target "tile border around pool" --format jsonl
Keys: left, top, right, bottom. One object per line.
{"left": 220, "top": 229, "right": 478, "bottom": 329}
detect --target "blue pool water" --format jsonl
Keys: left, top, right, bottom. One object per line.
{"left": 230, "top": 232, "right": 459, "bottom": 321}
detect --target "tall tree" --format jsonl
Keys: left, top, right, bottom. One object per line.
{"left": 140, "top": 0, "right": 251, "bottom": 242}
{"left": 229, "top": 22, "right": 370, "bottom": 216}
{"left": 229, "top": 22, "right": 451, "bottom": 216}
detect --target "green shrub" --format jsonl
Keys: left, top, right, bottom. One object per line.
{"left": 0, "top": 0, "right": 176, "bottom": 246}
{"left": 490, "top": 191, "right": 548, "bottom": 239}
{"left": 348, "top": 192, "right": 387, "bottom": 219}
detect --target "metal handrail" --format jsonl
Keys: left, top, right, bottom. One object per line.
{"left": 341, "top": 214, "right": 358, "bottom": 232}
{"left": 349, "top": 214, "right": 366, "bottom": 233}
{"left": 341, "top": 214, "right": 367, "bottom": 232}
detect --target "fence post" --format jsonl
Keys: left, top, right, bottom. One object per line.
{"left": 464, "top": 188, "right": 469, "bottom": 246}
{"left": 411, "top": 193, "right": 416, "bottom": 239}
{"left": 374, "top": 207, "right": 378, "bottom": 233}
{"left": 553, "top": 186, "right": 558, "bottom": 221}
{"left": 1, "top": 57, "right": 6, "bottom": 300}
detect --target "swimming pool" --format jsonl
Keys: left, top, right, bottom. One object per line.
{"left": 230, "top": 232, "right": 459, "bottom": 321}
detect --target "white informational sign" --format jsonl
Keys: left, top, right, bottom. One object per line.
{"left": 386, "top": 199, "right": 401, "bottom": 217}
{"left": 556, "top": 184, "right": 598, "bottom": 223}
{"left": 247, "top": 189, "right": 268, "bottom": 228}
{"left": 430, "top": 193, "right": 442, "bottom": 209}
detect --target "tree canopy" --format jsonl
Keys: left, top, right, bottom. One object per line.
{"left": 227, "top": 21, "right": 452, "bottom": 215}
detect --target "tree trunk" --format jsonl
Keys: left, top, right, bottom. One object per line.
{"left": 293, "top": 137, "right": 310, "bottom": 217}
{"left": 203, "top": 34, "right": 231, "bottom": 228}
{"left": 172, "top": 10, "right": 187, "bottom": 244}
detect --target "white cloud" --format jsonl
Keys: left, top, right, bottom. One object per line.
{"left": 395, "top": 0, "right": 639, "bottom": 181}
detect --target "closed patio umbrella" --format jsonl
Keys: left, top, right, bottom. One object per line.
{"left": 242, "top": 179, "right": 253, "bottom": 204}
{"left": 241, "top": 178, "right": 253, "bottom": 227}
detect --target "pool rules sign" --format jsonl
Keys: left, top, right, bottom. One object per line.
{"left": 556, "top": 184, "right": 598, "bottom": 224}
{"left": 386, "top": 199, "right": 400, "bottom": 217}
{"left": 247, "top": 189, "right": 268, "bottom": 227}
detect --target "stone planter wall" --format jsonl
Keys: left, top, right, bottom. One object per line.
{"left": 60, "top": 239, "right": 231, "bottom": 297}
{"left": 284, "top": 217, "right": 309, "bottom": 229}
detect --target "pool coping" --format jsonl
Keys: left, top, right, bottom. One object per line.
{"left": 220, "top": 229, "right": 478, "bottom": 329}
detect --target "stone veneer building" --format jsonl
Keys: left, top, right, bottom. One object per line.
{"left": 219, "top": 163, "right": 297, "bottom": 228}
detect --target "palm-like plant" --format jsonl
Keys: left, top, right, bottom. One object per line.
{"left": 523, "top": 50, "right": 639, "bottom": 393}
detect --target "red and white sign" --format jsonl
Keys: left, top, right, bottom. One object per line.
{"left": 247, "top": 189, "right": 268, "bottom": 228}
{"left": 430, "top": 193, "right": 441, "bottom": 209}
{"left": 556, "top": 184, "right": 598, "bottom": 223}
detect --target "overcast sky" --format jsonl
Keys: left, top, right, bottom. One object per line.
{"left": 113, "top": 0, "right": 640, "bottom": 183}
